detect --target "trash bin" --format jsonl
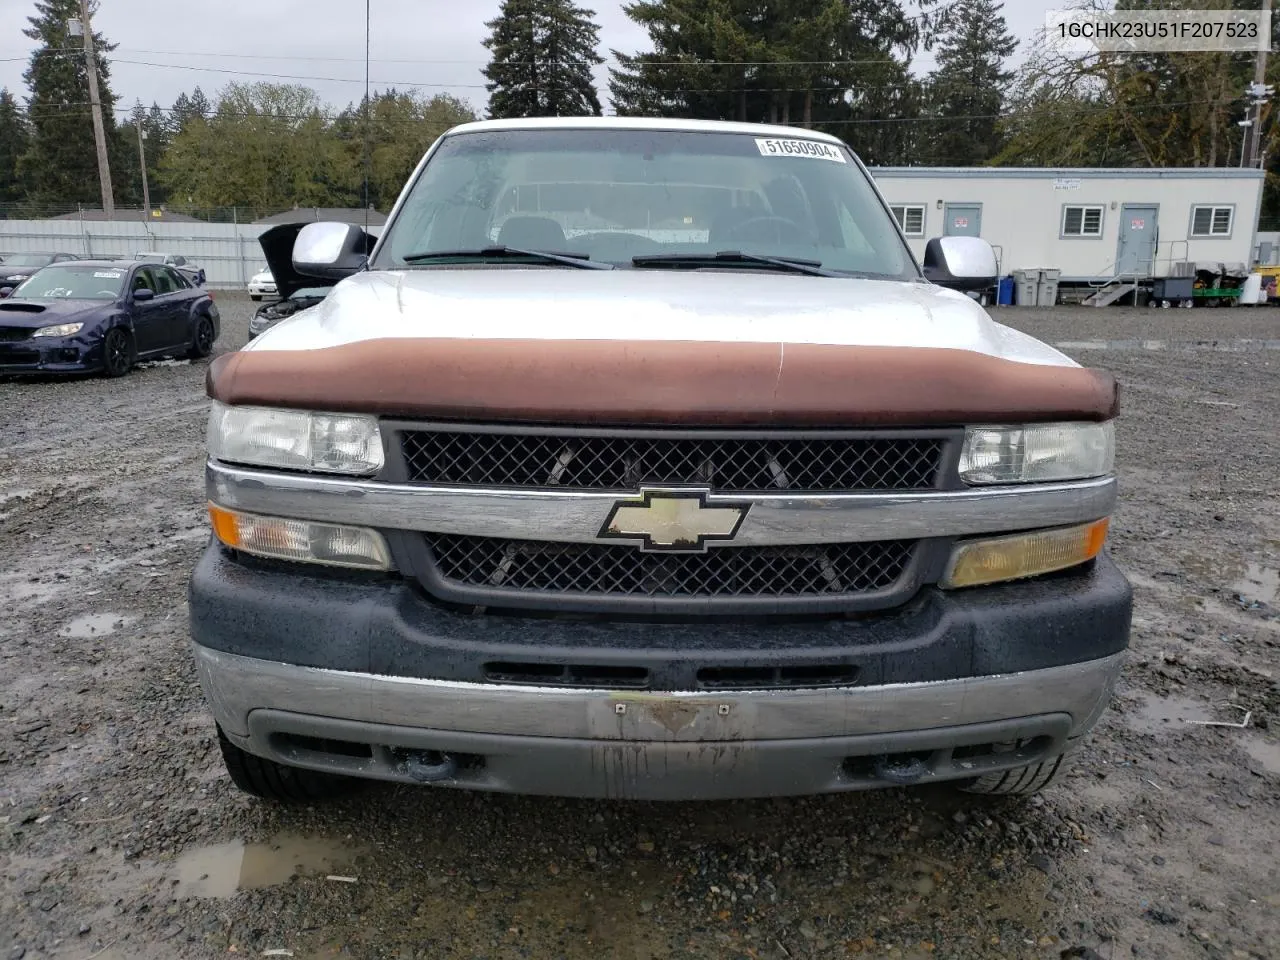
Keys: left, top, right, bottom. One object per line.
{"left": 1013, "top": 269, "right": 1041, "bottom": 305}
{"left": 1037, "top": 269, "right": 1061, "bottom": 307}
{"left": 996, "top": 276, "right": 1015, "bottom": 305}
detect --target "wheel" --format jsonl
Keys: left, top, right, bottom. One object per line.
{"left": 187, "top": 314, "right": 216, "bottom": 360}
{"left": 101, "top": 326, "right": 135, "bottom": 378}
{"left": 959, "top": 752, "right": 1070, "bottom": 796}
{"left": 217, "top": 726, "right": 357, "bottom": 803}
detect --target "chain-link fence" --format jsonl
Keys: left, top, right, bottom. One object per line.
{"left": 0, "top": 203, "right": 388, "bottom": 225}
{"left": 0, "top": 208, "right": 387, "bottom": 287}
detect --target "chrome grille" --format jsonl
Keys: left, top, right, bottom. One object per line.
{"left": 400, "top": 429, "right": 944, "bottom": 492}
{"left": 423, "top": 535, "right": 915, "bottom": 601}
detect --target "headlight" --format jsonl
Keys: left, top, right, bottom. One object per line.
{"left": 959, "top": 422, "right": 1114, "bottom": 485}
{"left": 32, "top": 322, "right": 84, "bottom": 338}
{"left": 207, "top": 401, "right": 384, "bottom": 475}
{"left": 209, "top": 504, "right": 391, "bottom": 570}
{"left": 942, "top": 519, "right": 1110, "bottom": 589}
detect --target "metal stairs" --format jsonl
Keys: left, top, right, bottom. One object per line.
{"left": 1083, "top": 277, "right": 1140, "bottom": 307}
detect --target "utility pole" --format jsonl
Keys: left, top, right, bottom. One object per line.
{"left": 75, "top": 0, "right": 115, "bottom": 218}
{"left": 1247, "top": 44, "right": 1270, "bottom": 169}
{"left": 136, "top": 125, "right": 150, "bottom": 215}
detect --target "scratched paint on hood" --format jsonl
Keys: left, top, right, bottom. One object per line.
{"left": 244, "top": 268, "right": 1078, "bottom": 368}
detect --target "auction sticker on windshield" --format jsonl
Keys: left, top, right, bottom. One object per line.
{"left": 754, "top": 138, "right": 846, "bottom": 163}
{"left": 94, "top": 271, "right": 122, "bottom": 278}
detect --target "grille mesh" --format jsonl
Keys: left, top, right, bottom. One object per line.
{"left": 424, "top": 535, "right": 915, "bottom": 599}
{"left": 0, "top": 327, "right": 35, "bottom": 343}
{"left": 402, "top": 431, "right": 943, "bottom": 492}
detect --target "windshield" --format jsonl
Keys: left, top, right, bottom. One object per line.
{"left": 373, "top": 129, "right": 918, "bottom": 279}
{"left": 5, "top": 254, "right": 56, "bottom": 268}
{"left": 13, "top": 264, "right": 125, "bottom": 300}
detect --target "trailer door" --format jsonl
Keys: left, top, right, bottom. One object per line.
{"left": 1116, "top": 205, "right": 1158, "bottom": 276}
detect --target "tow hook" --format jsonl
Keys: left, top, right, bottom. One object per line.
{"left": 402, "top": 750, "right": 458, "bottom": 782}
{"left": 872, "top": 754, "right": 930, "bottom": 785}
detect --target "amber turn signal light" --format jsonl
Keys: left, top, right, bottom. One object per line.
{"left": 942, "top": 518, "right": 1110, "bottom": 589}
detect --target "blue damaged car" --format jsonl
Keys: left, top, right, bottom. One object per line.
{"left": 0, "top": 259, "right": 219, "bottom": 377}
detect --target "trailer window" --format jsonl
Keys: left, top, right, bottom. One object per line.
{"left": 1191, "top": 205, "right": 1233, "bottom": 237}
{"left": 1062, "top": 205, "right": 1103, "bottom": 237}
{"left": 890, "top": 204, "right": 926, "bottom": 237}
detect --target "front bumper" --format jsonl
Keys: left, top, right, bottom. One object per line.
{"left": 191, "top": 545, "right": 1130, "bottom": 799}
{"left": 201, "top": 644, "right": 1121, "bottom": 800}
{"left": 0, "top": 338, "right": 99, "bottom": 374}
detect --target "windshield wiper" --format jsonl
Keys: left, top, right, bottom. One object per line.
{"left": 402, "top": 246, "right": 613, "bottom": 270}
{"left": 631, "top": 251, "right": 839, "bottom": 278}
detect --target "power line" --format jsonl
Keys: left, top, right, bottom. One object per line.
{"left": 109, "top": 58, "right": 485, "bottom": 89}
{"left": 22, "top": 96, "right": 1243, "bottom": 129}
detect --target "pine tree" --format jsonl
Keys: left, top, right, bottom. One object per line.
{"left": 19, "top": 0, "right": 120, "bottom": 208}
{"left": 483, "top": 0, "right": 604, "bottom": 118}
{"left": 189, "top": 86, "right": 211, "bottom": 118}
{"left": 0, "top": 89, "right": 31, "bottom": 207}
{"left": 609, "top": 0, "right": 922, "bottom": 161}
{"left": 922, "top": 0, "right": 1016, "bottom": 165}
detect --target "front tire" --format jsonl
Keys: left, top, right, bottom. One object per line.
{"left": 217, "top": 726, "right": 357, "bottom": 803}
{"left": 960, "top": 753, "right": 1070, "bottom": 797}
{"left": 187, "top": 315, "right": 216, "bottom": 360}
{"left": 101, "top": 327, "right": 135, "bottom": 378}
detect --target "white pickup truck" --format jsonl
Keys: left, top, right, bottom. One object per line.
{"left": 190, "top": 117, "right": 1129, "bottom": 803}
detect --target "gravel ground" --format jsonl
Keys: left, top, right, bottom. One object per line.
{"left": 1, "top": 297, "right": 1278, "bottom": 960}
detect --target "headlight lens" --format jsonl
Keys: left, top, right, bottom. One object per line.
{"left": 207, "top": 401, "right": 384, "bottom": 475}
{"left": 942, "top": 519, "right": 1110, "bottom": 589}
{"left": 209, "top": 503, "right": 391, "bottom": 569}
{"left": 32, "top": 322, "right": 83, "bottom": 338}
{"left": 960, "top": 422, "right": 1114, "bottom": 484}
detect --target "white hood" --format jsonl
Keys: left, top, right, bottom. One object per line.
{"left": 247, "top": 268, "right": 1075, "bottom": 367}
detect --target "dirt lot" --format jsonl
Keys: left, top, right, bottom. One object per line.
{"left": 1, "top": 298, "right": 1278, "bottom": 960}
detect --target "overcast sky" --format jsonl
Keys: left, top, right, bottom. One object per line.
{"left": 0, "top": 0, "right": 1058, "bottom": 117}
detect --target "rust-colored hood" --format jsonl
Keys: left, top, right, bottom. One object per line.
{"left": 209, "top": 269, "right": 1119, "bottom": 426}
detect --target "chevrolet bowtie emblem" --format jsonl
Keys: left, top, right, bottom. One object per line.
{"left": 599, "top": 488, "right": 750, "bottom": 553}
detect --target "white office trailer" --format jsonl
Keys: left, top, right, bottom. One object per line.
{"left": 870, "top": 166, "right": 1266, "bottom": 301}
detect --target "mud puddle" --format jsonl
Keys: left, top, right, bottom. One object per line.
{"left": 1233, "top": 561, "right": 1280, "bottom": 605}
{"left": 1124, "top": 692, "right": 1216, "bottom": 732}
{"left": 57, "top": 612, "right": 133, "bottom": 638}
{"left": 174, "top": 833, "right": 365, "bottom": 899}
{"left": 1241, "top": 737, "right": 1280, "bottom": 775}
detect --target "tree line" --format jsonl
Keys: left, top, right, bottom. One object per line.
{"left": 1, "top": 0, "right": 1277, "bottom": 220}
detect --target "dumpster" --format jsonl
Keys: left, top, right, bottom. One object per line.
{"left": 1037, "top": 269, "right": 1061, "bottom": 307}
{"left": 1014, "top": 269, "right": 1041, "bottom": 305}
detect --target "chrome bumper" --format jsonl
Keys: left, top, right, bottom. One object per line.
{"left": 197, "top": 644, "right": 1123, "bottom": 799}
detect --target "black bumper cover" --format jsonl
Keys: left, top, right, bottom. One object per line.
{"left": 189, "top": 544, "right": 1132, "bottom": 689}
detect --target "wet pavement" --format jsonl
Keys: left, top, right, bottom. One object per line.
{"left": 1, "top": 301, "right": 1278, "bottom": 959}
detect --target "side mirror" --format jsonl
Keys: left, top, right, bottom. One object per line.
{"left": 132, "top": 288, "right": 155, "bottom": 301}
{"left": 293, "top": 221, "right": 373, "bottom": 280}
{"left": 922, "top": 236, "right": 998, "bottom": 291}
